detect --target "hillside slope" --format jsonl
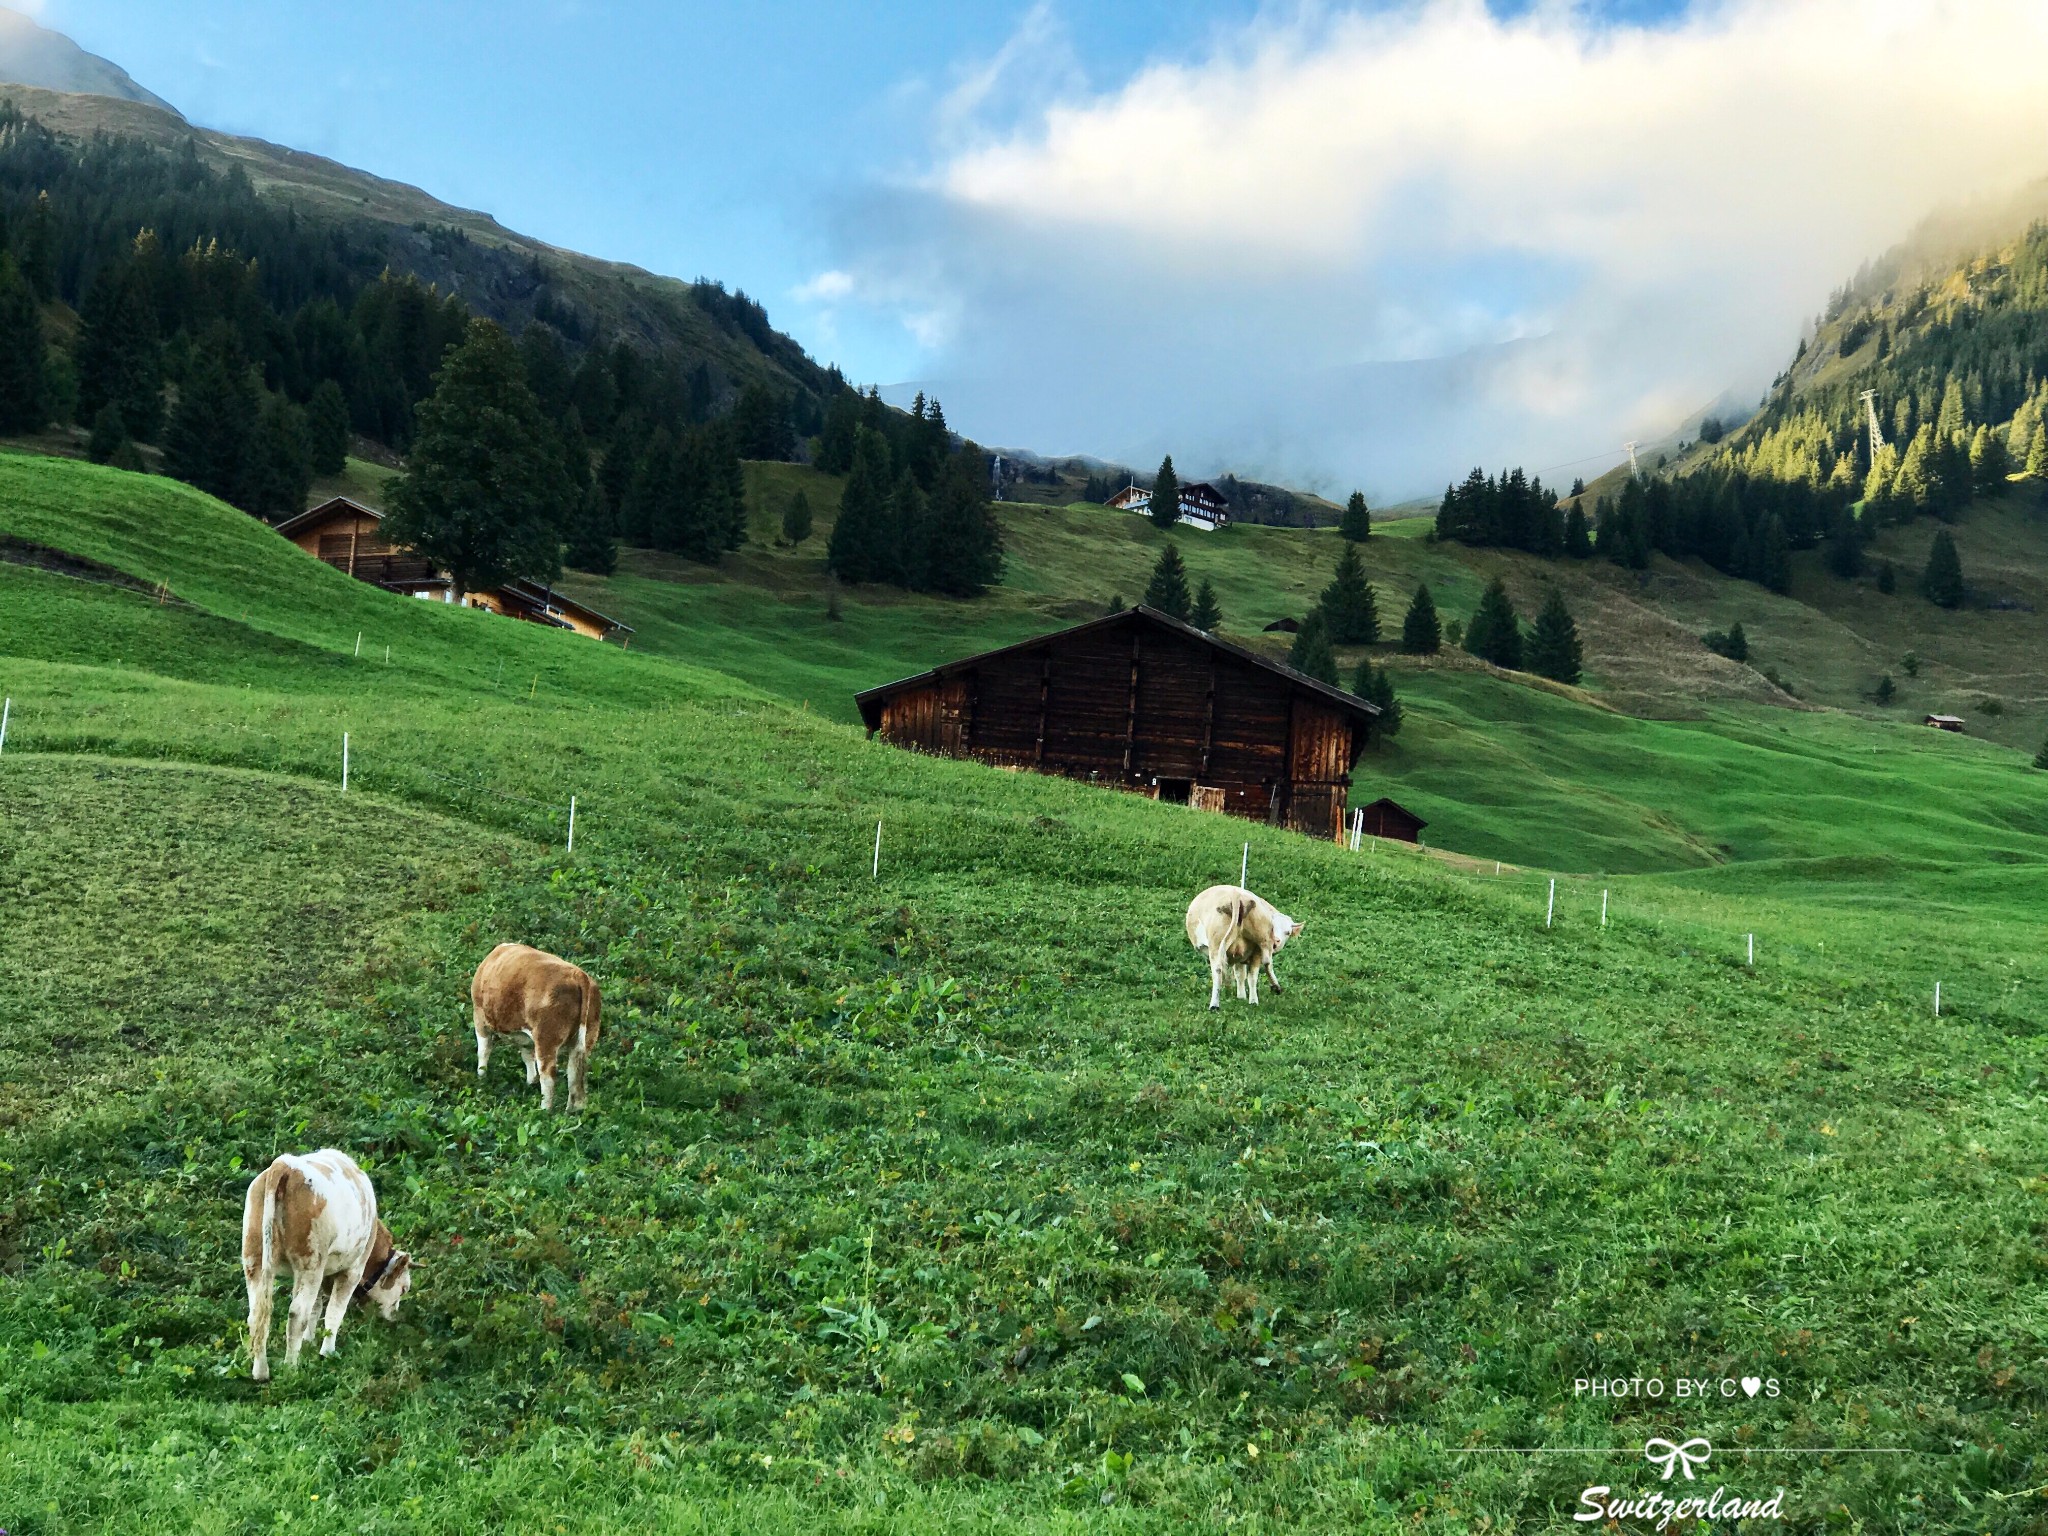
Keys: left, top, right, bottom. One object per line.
{"left": 3, "top": 447, "right": 2046, "bottom": 1534}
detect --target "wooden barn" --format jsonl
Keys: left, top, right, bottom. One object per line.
{"left": 275, "top": 498, "right": 632, "bottom": 642}
{"left": 854, "top": 605, "right": 1379, "bottom": 841}
{"left": 1355, "top": 796, "right": 1427, "bottom": 844}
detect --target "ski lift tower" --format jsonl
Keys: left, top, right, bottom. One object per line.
{"left": 1624, "top": 440, "right": 1641, "bottom": 477}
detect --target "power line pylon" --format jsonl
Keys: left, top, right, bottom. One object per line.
{"left": 1860, "top": 389, "right": 1886, "bottom": 457}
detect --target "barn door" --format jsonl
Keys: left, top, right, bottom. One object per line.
{"left": 936, "top": 677, "right": 971, "bottom": 755}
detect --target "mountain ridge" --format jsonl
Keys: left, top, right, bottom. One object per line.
{"left": 0, "top": 6, "right": 178, "bottom": 116}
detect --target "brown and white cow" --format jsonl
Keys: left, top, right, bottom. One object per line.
{"left": 471, "top": 942, "right": 603, "bottom": 1111}
{"left": 241, "top": 1149, "right": 412, "bottom": 1381}
{"left": 1185, "top": 884, "right": 1304, "bottom": 1009}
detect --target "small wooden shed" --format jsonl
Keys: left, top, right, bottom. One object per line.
{"left": 1355, "top": 796, "right": 1427, "bottom": 844}
{"left": 1924, "top": 714, "right": 1966, "bottom": 733}
{"left": 854, "top": 605, "right": 1379, "bottom": 841}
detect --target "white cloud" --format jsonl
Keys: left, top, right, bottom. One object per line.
{"left": 829, "top": 0, "right": 2048, "bottom": 496}
{"left": 793, "top": 268, "right": 857, "bottom": 303}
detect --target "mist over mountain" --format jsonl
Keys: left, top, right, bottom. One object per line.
{"left": 0, "top": 6, "right": 178, "bottom": 116}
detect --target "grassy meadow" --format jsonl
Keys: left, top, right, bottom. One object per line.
{"left": 1, "top": 452, "right": 2046, "bottom": 1532}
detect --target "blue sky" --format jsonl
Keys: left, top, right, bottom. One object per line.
{"left": 25, "top": 1, "right": 2048, "bottom": 494}
{"left": 38, "top": 1, "right": 1282, "bottom": 380}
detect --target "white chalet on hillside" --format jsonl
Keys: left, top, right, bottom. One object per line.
{"left": 1105, "top": 480, "right": 1231, "bottom": 531}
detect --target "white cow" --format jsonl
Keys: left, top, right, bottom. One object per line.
{"left": 241, "top": 1149, "right": 413, "bottom": 1381}
{"left": 1185, "top": 884, "right": 1303, "bottom": 1009}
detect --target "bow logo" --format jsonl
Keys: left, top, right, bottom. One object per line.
{"left": 1644, "top": 1437, "right": 1712, "bottom": 1481}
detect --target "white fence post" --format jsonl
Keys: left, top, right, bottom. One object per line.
{"left": 1546, "top": 878, "right": 1555, "bottom": 928}
{"left": 1934, "top": 981, "right": 1942, "bottom": 1017}
{"left": 567, "top": 795, "right": 577, "bottom": 854}
{"left": 1600, "top": 889, "right": 1609, "bottom": 926}
{"left": 1747, "top": 933, "right": 1755, "bottom": 967}
{"left": 355, "top": 632, "right": 362, "bottom": 658}
{"left": 873, "top": 819, "right": 883, "bottom": 879}
{"left": 1241, "top": 842, "right": 1249, "bottom": 888}
{"left": 341, "top": 732, "right": 350, "bottom": 792}
{"left": 0, "top": 695, "right": 10, "bottom": 756}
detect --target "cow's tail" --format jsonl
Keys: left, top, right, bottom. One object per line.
{"left": 243, "top": 1162, "right": 285, "bottom": 1277}
{"left": 577, "top": 973, "right": 602, "bottom": 1054}
{"left": 1217, "top": 892, "right": 1253, "bottom": 967}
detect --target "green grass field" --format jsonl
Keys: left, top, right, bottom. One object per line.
{"left": 2, "top": 452, "right": 2046, "bottom": 1533}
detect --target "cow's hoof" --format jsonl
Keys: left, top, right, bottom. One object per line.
{"left": 252, "top": 1364, "right": 269, "bottom": 1382}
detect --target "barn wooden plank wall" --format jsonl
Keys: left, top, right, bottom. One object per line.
{"left": 861, "top": 608, "right": 1376, "bottom": 842}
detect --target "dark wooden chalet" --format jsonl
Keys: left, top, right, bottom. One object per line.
{"left": 854, "top": 605, "right": 1379, "bottom": 841}
{"left": 1355, "top": 796, "right": 1427, "bottom": 844}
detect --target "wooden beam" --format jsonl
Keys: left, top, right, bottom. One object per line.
{"left": 1121, "top": 630, "right": 1141, "bottom": 773}
{"left": 1034, "top": 648, "right": 1051, "bottom": 766}
{"left": 1199, "top": 655, "right": 1217, "bottom": 777}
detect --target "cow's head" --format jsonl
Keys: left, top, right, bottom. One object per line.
{"left": 366, "top": 1251, "right": 413, "bottom": 1321}
{"left": 1270, "top": 912, "right": 1303, "bottom": 950}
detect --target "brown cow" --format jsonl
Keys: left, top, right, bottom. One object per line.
{"left": 471, "top": 942, "right": 603, "bottom": 1111}
{"left": 241, "top": 1149, "right": 413, "bottom": 1381}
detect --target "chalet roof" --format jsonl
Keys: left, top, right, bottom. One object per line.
{"left": 1924, "top": 714, "right": 1966, "bottom": 726}
{"left": 1360, "top": 796, "right": 1427, "bottom": 828}
{"left": 854, "top": 604, "right": 1380, "bottom": 733}
{"left": 1180, "top": 481, "right": 1228, "bottom": 502}
{"left": 274, "top": 495, "right": 382, "bottom": 538}
{"left": 499, "top": 577, "right": 634, "bottom": 636}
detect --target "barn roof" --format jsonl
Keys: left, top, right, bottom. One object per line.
{"left": 1360, "top": 796, "right": 1427, "bottom": 828}
{"left": 854, "top": 604, "right": 1381, "bottom": 733}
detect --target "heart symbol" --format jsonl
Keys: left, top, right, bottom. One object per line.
{"left": 1741, "top": 1376, "right": 1762, "bottom": 1398}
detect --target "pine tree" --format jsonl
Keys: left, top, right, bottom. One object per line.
{"left": 1352, "top": 656, "right": 1401, "bottom": 736}
{"left": 163, "top": 346, "right": 257, "bottom": 506}
{"left": 1823, "top": 502, "right": 1863, "bottom": 579}
{"left": 2030, "top": 422, "right": 2048, "bottom": 480}
{"left": 1149, "top": 455, "right": 1181, "bottom": 531}
{"left": 2033, "top": 737, "right": 2048, "bottom": 770}
{"left": 242, "top": 393, "right": 312, "bottom": 520}
{"left": 1190, "top": 577, "right": 1222, "bottom": 631}
{"left": 881, "top": 468, "right": 926, "bottom": 588}
{"left": 1753, "top": 514, "right": 1791, "bottom": 594}
{"left": 782, "top": 488, "right": 813, "bottom": 545}
{"left": 1143, "top": 542, "right": 1192, "bottom": 620}
{"left": 87, "top": 403, "right": 129, "bottom": 465}
{"left": 1724, "top": 620, "right": 1749, "bottom": 663}
{"left": 1526, "top": 588, "right": 1583, "bottom": 684}
{"left": 1874, "top": 673, "right": 1896, "bottom": 705}
{"left": 20, "top": 191, "right": 56, "bottom": 301}
{"left": 1563, "top": 503, "right": 1592, "bottom": 558}
{"left": 1340, "top": 489, "right": 1371, "bottom": 541}
{"left": 1920, "top": 528, "right": 1964, "bottom": 608}
{"left": 826, "top": 426, "right": 892, "bottom": 583}
{"left": 1400, "top": 583, "right": 1441, "bottom": 654}
{"left": 306, "top": 379, "right": 351, "bottom": 476}
{"left": 384, "top": 320, "right": 573, "bottom": 597}
{"left": 1288, "top": 609, "right": 1338, "bottom": 685}
{"left": 564, "top": 480, "right": 617, "bottom": 575}
{"left": 1319, "top": 542, "right": 1380, "bottom": 643}
{"left": 0, "top": 254, "right": 45, "bottom": 434}
{"left": 1463, "top": 577, "right": 1523, "bottom": 669}
{"left": 922, "top": 451, "right": 1005, "bottom": 596}
{"left": 75, "top": 264, "right": 163, "bottom": 442}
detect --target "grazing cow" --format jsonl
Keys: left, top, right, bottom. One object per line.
{"left": 241, "top": 1149, "right": 412, "bottom": 1382}
{"left": 471, "top": 942, "right": 603, "bottom": 1111}
{"left": 1185, "top": 884, "right": 1304, "bottom": 1009}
